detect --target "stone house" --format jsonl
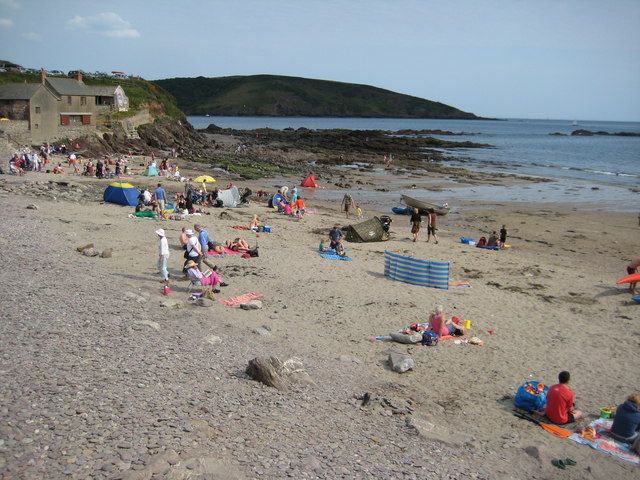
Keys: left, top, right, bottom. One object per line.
{"left": 0, "top": 70, "right": 129, "bottom": 144}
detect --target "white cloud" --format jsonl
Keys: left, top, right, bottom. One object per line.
{"left": 0, "top": 0, "right": 20, "bottom": 9}
{"left": 67, "top": 12, "right": 140, "bottom": 38}
{"left": 0, "top": 18, "right": 13, "bottom": 28}
{"left": 21, "top": 32, "right": 39, "bottom": 40}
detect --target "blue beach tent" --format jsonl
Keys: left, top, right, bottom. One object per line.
{"left": 103, "top": 182, "right": 140, "bottom": 206}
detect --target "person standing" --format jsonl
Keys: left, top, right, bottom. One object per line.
{"left": 156, "top": 228, "right": 170, "bottom": 285}
{"left": 626, "top": 258, "right": 640, "bottom": 295}
{"left": 544, "top": 371, "right": 583, "bottom": 425}
{"left": 183, "top": 229, "right": 203, "bottom": 272}
{"left": 295, "top": 196, "right": 306, "bottom": 220}
{"left": 194, "top": 224, "right": 216, "bottom": 269}
{"left": 290, "top": 185, "right": 298, "bottom": 204}
{"left": 499, "top": 224, "right": 508, "bottom": 248}
{"left": 341, "top": 193, "right": 354, "bottom": 218}
{"left": 426, "top": 209, "right": 439, "bottom": 244}
{"left": 154, "top": 183, "right": 166, "bottom": 215}
{"left": 410, "top": 208, "right": 422, "bottom": 242}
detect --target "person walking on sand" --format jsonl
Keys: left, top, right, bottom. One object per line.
{"left": 156, "top": 228, "right": 170, "bottom": 285}
{"left": 626, "top": 258, "right": 640, "bottom": 295}
{"left": 341, "top": 193, "right": 354, "bottom": 218}
{"left": 543, "top": 371, "right": 583, "bottom": 425}
{"left": 410, "top": 208, "right": 422, "bottom": 242}
{"left": 426, "top": 209, "right": 439, "bottom": 244}
{"left": 499, "top": 224, "right": 508, "bottom": 248}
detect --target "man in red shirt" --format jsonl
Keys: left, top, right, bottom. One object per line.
{"left": 545, "top": 371, "right": 583, "bottom": 424}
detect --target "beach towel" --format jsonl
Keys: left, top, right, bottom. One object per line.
{"left": 320, "top": 253, "right": 353, "bottom": 261}
{"left": 131, "top": 211, "right": 158, "bottom": 218}
{"left": 569, "top": 418, "right": 640, "bottom": 465}
{"left": 384, "top": 251, "right": 449, "bottom": 289}
{"left": 218, "top": 293, "right": 264, "bottom": 306}
{"left": 230, "top": 225, "right": 250, "bottom": 230}
{"left": 207, "top": 247, "right": 242, "bottom": 255}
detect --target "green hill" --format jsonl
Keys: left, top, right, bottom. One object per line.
{"left": 153, "top": 74, "right": 480, "bottom": 119}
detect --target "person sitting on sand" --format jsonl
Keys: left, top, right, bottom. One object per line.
{"left": 610, "top": 393, "right": 640, "bottom": 446}
{"left": 428, "top": 305, "right": 464, "bottom": 337}
{"left": 226, "top": 237, "right": 251, "bottom": 253}
{"left": 53, "top": 163, "right": 65, "bottom": 174}
{"left": 250, "top": 214, "right": 260, "bottom": 230}
{"left": 184, "top": 260, "right": 228, "bottom": 293}
{"left": 281, "top": 201, "right": 293, "bottom": 216}
{"left": 543, "top": 371, "right": 583, "bottom": 425}
{"left": 487, "top": 231, "right": 498, "bottom": 247}
{"left": 329, "top": 224, "right": 344, "bottom": 250}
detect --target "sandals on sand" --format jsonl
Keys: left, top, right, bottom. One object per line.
{"left": 552, "top": 458, "right": 577, "bottom": 469}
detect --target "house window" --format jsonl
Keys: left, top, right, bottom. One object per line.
{"left": 67, "top": 96, "right": 72, "bottom": 104}
{"left": 35, "top": 106, "right": 41, "bottom": 114}
{"left": 81, "top": 96, "right": 86, "bottom": 106}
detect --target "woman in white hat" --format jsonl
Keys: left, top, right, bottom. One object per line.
{"left": 156, "top": 228, "right": 170, "bottom": 284}
{"left": 184, "top": 260, "right": 228, "bottom": 293}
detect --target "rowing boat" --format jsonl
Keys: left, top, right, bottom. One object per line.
{"left": 400, "top": 195, "right": 450, "bottom": 216}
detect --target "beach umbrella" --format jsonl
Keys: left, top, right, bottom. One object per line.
{"left": 194, "top": 175, "right": 216, "bottom": 183}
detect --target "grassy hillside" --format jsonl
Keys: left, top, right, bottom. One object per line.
{"left": 153, "top": 75, "right": 480, "bottom": 119}
{"left": 0, "top": 71, "right": 184, "bottom": 120}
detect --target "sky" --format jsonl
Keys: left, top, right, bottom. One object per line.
{"left": 1, "top": 0, "right": 639, "bottom": 121}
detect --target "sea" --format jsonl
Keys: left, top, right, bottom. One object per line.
{"left": 187, "top": 116, "right": 640, "bottom": 212}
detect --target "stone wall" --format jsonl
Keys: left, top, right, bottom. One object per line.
{"left": 0, "top": 120, "right": 30, "bottom": 145}
{"left": 123, "top": 109, "right": 152, "bottom": 130}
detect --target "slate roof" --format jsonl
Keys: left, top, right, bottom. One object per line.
{"left": 45, "top": 77, "right": 94, "bottom": 96}
{"left": 0, "top": 83, "right": 42, "bottom": 100}
{"left": 89, "top": 85, "right": 118, "bottom": 96}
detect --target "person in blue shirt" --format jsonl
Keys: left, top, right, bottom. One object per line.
{"left": 329, "top": 224, "right": 344, "bottom": 249}
{"left": 194, "top": 224, "right": 217, "bottom": 270}
{"left": 153, "top": 183, "right": 166, "bottom": 214}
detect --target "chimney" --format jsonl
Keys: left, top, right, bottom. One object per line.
{"left": 40, "top": 67, "right": 46, "bottom": 85}
{"left": 75, "top": 70, "right": 82, "bottom": 82}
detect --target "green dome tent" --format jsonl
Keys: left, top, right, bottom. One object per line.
{"left": 344, "top": 216, "right": 392, "bottom": 243}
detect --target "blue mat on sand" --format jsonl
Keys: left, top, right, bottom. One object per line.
{"left": 632, "top": 296, "right": 640, "bottom": 303}
{"left": 320, "top": 253, "right": 352, "bottom": 261}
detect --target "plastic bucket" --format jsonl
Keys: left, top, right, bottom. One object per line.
{"left": 599, "top": 407, "right": 612, "bottom": 419}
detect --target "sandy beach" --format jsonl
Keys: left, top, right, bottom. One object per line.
{"left": 1, "top": 159, "right": 638, "bottom": 479}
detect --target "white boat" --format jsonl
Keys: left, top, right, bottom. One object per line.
{"left": 401, "top": 195, "right": 450, "bottom": 215}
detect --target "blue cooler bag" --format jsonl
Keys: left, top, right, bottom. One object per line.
{"left": 422, "top": 331, "right": 439, "bottom": 346}
{"left": 514, "top": 381, "right": 549, "bottom": 412}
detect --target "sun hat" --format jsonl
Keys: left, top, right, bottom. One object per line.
{"left": 155, "top": 228, "right": 165, "bottom": 236}
{"left": 184, "top": 260, "right": 198, "bottom": 269}
{"left": 185, "top": 229, "right": 194, "bottom": 235}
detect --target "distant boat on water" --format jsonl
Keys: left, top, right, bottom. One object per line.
{"left": 572, "top": 120, "right": 579, "bottom": 126}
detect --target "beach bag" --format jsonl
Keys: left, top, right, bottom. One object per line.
{"left": 248, "top": 248, "right": 259, "bottom": 257}
{"left": 421, "top": 331, "right": 439, "bottom": 346}
{"left": 514, "top": 381, "right": 549, "bottom": 412}
{"left": 477, "top": 236, "right": 487, "bottom": 246}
